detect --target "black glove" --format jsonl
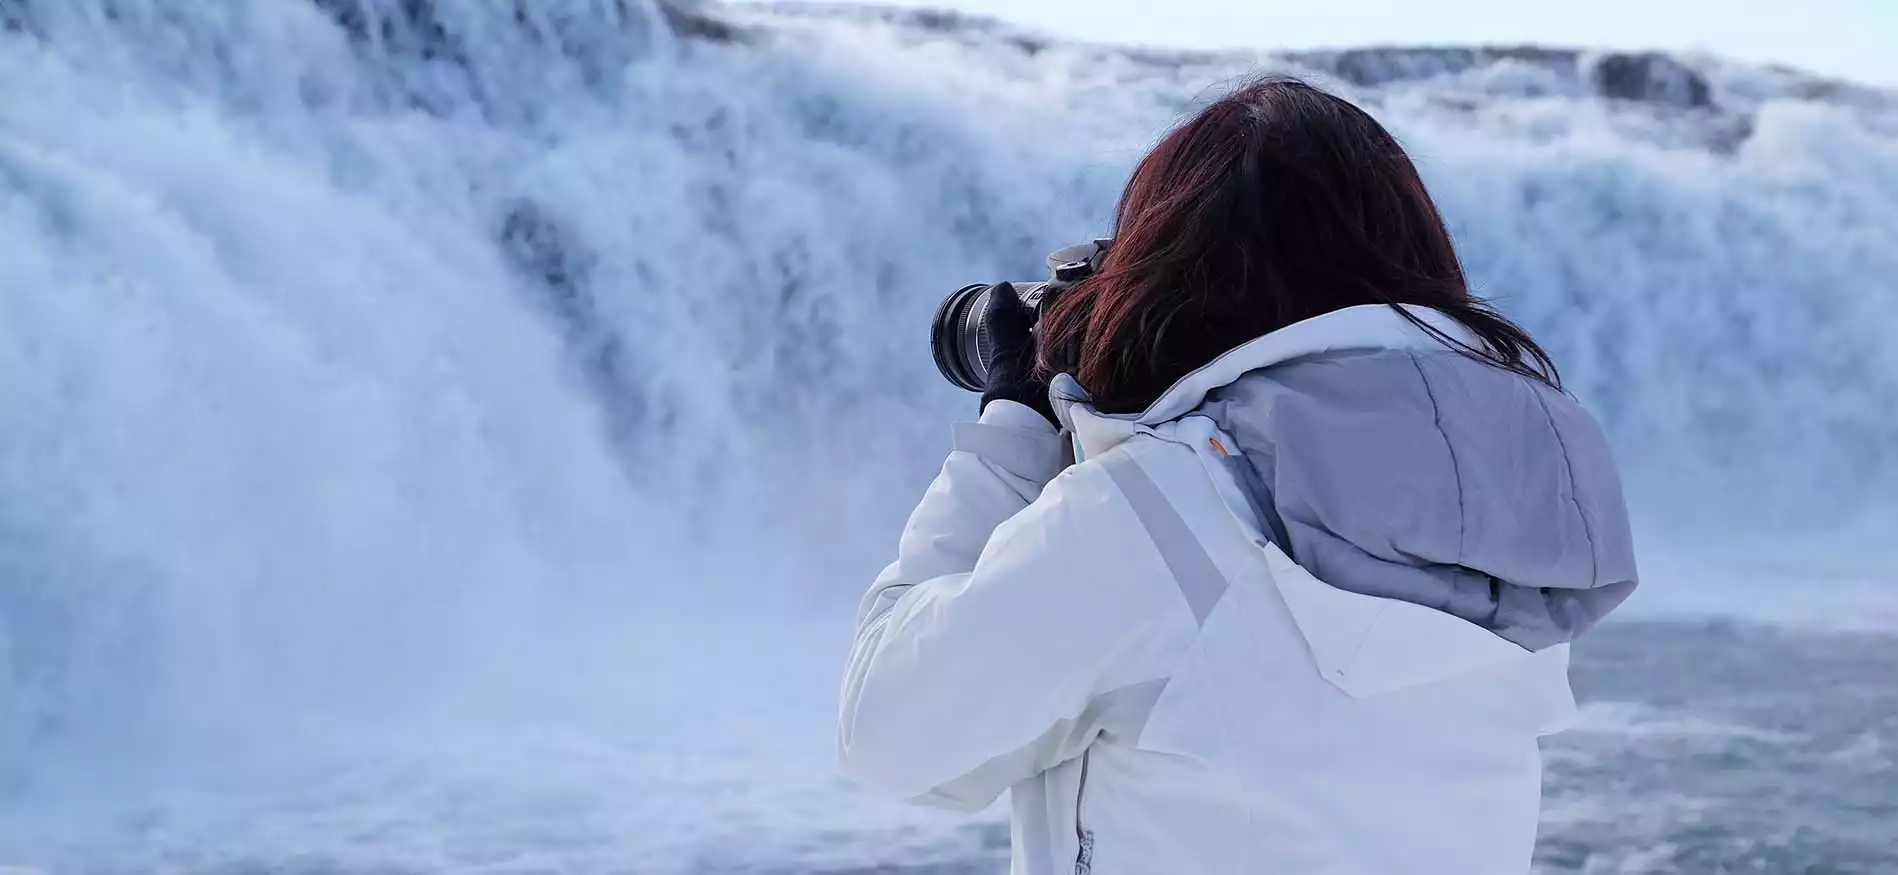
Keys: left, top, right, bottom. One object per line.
{"left": 978, "top": 282, "right": 1058, "bottom": 427}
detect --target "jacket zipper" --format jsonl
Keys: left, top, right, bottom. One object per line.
{"left": 1074, "top": 750, "right": 1094, "bottom": 875}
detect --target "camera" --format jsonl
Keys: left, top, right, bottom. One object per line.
{"left": 931, "top": 240, "right": 1112, "bottom": 392}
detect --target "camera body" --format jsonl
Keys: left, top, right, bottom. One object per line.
{"left": 931, "top": 240, "right": 1111, "bottom": 392}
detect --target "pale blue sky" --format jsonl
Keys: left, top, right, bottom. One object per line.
{"left": 806, "top": 0, "right": 1898, "bottom": 88}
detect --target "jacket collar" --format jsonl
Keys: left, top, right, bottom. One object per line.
{"left": 1054, "top": 304, "right": 1482, "bottom": 456}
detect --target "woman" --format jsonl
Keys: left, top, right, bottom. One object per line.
{"left": 840, "top": 78, "right": 1638, "bottom": 875}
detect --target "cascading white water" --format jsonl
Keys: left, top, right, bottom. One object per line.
{"left": 2, "top": 1, "right": 1895, "bottom": 870}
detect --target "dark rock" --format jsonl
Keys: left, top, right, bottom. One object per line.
{"left": 301, "top": 0, "right": 745, "bottom": 117}
{"left": 656, "top": 0, "right": 745, "bottom": 44}
{"left": 1485, "top": 45, "right": 1583, "bottom": 66}
{"left": 499, "top": 200, "right": 593, "bottom": 305}
{"left": 1292, "top": 46, "right": 1582, "bottom": 88}
{"left": 496, "top": 200, "right": 658, "bottom": 472}
{"left": 1, "top": 0, "right": 28, "bottom": 34}
{"left": 911, "top": 9, "right": 972, "bottom": 33}
{"left": 1593, "top": 52, "right": 1714, "bottom": 110}
{"left": 1705, "top": 112, "right": 1756, "bottom": 155}
{"left": 1006, "top": 35, "right": 1046, "bottom": 57}
{"left": 311, "top": 0, "right": 741, "bottom": 57}
{"left": 310, "top": 0, "right": 370, "bottom": 43}
{"left": 310, "top": 0, "right": 462, "bottom": 63}
{"left": 1124, "top": 48, "right": 1191, "bottom": 70}
{"left": 1333, "top": 47, "right": 1475, "bottom": 86}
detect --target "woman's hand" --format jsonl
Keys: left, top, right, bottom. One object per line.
{"left": 978, "top": 283, "right": 1059, "bottom": 427}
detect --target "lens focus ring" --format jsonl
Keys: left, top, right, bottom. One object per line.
{"left": 931, "top": 283, "right": 992, "bottom": 392}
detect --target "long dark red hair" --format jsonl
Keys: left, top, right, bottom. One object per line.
{"left": 1039, "top": 77, "right": 1559, "bottom": 413}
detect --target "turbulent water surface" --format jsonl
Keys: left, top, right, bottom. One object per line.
{"left": 1, "top": 1, "right": 1896, "bottom": 872}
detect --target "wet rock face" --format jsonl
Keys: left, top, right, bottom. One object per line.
{"left": 500, "top": 201, "right": 593, "bottom": 303}
{"left": 1593, "top": 52, "right": 1714, "bottom": 109}
{"left": 0, "top": 0, "right": 742, "bottom": 52}
{"left": 311, "top": 0, "right": 457, "bottom": 61}
{"left": 658, "top": 0, "right": 743, "bottom": 43}
{"left": 308, "top": 0, "right": 740, "bottom": 57}
{"left": 1312, "top": 46, "right": 1578, "bottom": 89}
{"left": 1284, "top": 46, "right": 1719, "bottom": 111}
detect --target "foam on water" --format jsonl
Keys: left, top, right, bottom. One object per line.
{"left": 1, "top": 1, "right": 1895, "bottom": 869}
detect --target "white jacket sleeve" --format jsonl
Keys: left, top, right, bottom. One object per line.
{"left": 839, "top": 406, "right": 1199, "bottom": 811}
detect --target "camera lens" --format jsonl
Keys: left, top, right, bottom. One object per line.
{"left": 931, "top": 283, "right": 993, "bottom": 392}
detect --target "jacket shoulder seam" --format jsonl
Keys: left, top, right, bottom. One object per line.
{"left": 1403, "top": 351, "right": 1465, "bottom": 563}
{"left": 1527, "top": 387, "right": 1600, "bottom": 584}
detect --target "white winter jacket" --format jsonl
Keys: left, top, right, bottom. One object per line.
{"left": 840, "top": 304, "right": 1638, "bottom": 875}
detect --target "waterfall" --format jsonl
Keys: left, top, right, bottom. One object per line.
{"left": 1, "top": 1, "right": 1894, "bottom": 867}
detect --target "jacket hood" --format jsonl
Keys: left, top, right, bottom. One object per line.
{"left": 1056, "top": 305, "right": 1639, "bottom": 649}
